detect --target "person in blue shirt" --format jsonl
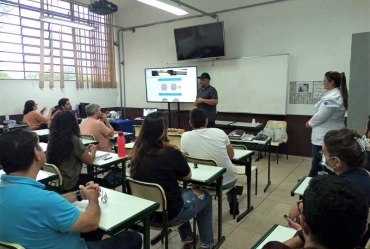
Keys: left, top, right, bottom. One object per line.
{"left": 0, "top": 129, "right": 142, "bottom": 249}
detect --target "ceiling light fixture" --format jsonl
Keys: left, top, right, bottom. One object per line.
{"left": 137, "top": 0, "right": 188, "bottom": 16}
{"left": 39, "top": 16, "right": 98, "bottom": 31}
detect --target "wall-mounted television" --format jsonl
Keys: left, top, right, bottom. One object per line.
{"left": 145, "top": 66, "right": 197, "bottom": 103}
{"left": 174, "top": 22, "right": 225, "bottom": 61}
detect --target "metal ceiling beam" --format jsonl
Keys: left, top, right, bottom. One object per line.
{"left": 120, "top": 0, "right": 295, "bottom": 31}
{"left": 169, "top": 0, "right": 217, "bottom": 20}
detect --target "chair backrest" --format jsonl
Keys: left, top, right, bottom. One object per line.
{"left": 20, "top": 122, "right": 31, "bottom": 130}
{"left": 125, "top": 177, "right": 165, "bottom": 212}
{"left": 266, "top": 120, "right": 287, "bottom": 131}
{"left": 185, "top": 155, "right": 217, "bottom": 166}
{"left": 133, "top": 125, "right": 141, "bottom": 138}
{"left": 80, "top": 134, "right": 96, "bottom": 141}
{"left": 366, "top": 238, "right": 370, "bottom": 249}
{"left": 168, "top": 134, "right": 181, "bottom": 149}
{"left": 0, "top": 241, "right": 25, "bottom": 249}
{"left": 43, "top": 163, "right": 63, "bottom": 192}
{"left": 231, "top": 144, "right": 247, "bottom": 150}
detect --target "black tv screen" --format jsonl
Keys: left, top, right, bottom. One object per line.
{"left": 174, "top": 22, "right": 225, "bottom": 61}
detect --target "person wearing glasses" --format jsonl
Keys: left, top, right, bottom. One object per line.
{"left": 285, "top": 128, "right": 370, "bottom": 248}
{"left": 0, "top": 129, "right": 142, "bottom": 249}
{"left": 130, "top": 112, "right": 215, "bottom": 249}
{"left": 305, "top": 72, "right": 348, "bottom": 177}
{"left": 22, "top": 100, "right": 54, "bottom": 130}
{"left": 262, "top": 175, "right": 369, "bottom": 249}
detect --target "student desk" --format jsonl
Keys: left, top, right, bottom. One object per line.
{"left": 87, "top": 152, "right": 129, "bottom": 192}
{"left": 187, "top": 163, "right": 227, "bottom": 248}
{"left": 251, "top": 224, "right": 297, "bottom": 249}
{"left": 33, "top": 129, "right": 50, "bottom": 137}
{"left": 290, "top": 176, "right": 312, "bottom": 197}
{"left": 109, "top": 132, "right": 134, "bottom": 143}
{"left": 33, "top": 129, "right": 99, "bottom": 145}
{"left": 0, "top": 169, "right": 57, "bottom": 186}
{"left": 215, "top": 120, "right": 235, "bottom": 126}
{"left": 230, "top": 137, "right": 272, "bottom": 192}
{"left": 72, "top": 187, "right": 159, "bottom": 249}
{"left": 231, "top": 149, "right": 256, "bottom": 222}
{"left": 38, "top": 140, "right": 98, "bottom": 153}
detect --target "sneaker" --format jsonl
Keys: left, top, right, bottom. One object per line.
{"left": 181, "top": 235, "right": 199, "bottom": 249}
{"left": 229, "top": 200, "right": 240, "bottom": 215}
{"left": 199, "top": 239, "right": 218, "bottom": 249}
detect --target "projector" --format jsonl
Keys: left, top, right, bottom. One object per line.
{"left": 88, "top": 0, "right": 118, "bottom": 15}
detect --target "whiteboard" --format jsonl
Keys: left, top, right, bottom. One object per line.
{"left": 169, "top": 54, "right": 289, "bottom": 115}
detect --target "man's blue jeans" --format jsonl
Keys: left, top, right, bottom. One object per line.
{"left": 85, "top": 230, "right": 142, "bottom": 249}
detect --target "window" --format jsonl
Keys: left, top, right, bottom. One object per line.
{"left": 0, "top": 0, "right": 116, "bottom": 88}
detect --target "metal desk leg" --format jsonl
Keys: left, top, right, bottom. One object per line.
{"left": 143, "top": 215, "right": 150, "bottom": 249}
{"left": 215, "top": 176, "right": 225, "bottom": 249}
{"left": 87, "top": 165, "right": 95, "bottom": 176}
{"left": 237, "top": 156, "right": 254, "bottom": 222}
{"left": 121, "top": 158, "right": 129, "bottom": 193}
{"left": 264, "top": 141, "right": 272, "bottom": 192}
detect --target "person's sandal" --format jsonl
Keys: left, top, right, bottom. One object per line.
{"left": 198, "top": 239, "right": 218, "bottom": 249}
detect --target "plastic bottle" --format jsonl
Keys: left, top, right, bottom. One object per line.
{"left": 3, "top": 122, "right": 9, "bottom": 133}
{"left": 117, "top": 131, "right": 126, "bottom": 157}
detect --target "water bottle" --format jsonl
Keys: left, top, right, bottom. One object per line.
{"left": 3, "top": 122, "right": 9, "bottom": 133}
{"left": 117, "top": 131, "right": 126, "bottom": 157}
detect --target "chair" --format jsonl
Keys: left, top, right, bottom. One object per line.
{"left": 185, "top": 155, "right": 239, "bottom": 219}
{"left": 168, "top": 134, "right": 181, "bottom": 149}
{"left": 125, "top": 177, "right": 196, "bottom": 249}
{"left": 232, "top": 144, "right": 258, "bottom": 195}
{"left": 133, "top": 125, "right": 141, "bottom": 139}
{"left": 366, "top": 238, "right": 370, "bottom": 249}
{"left": 20, "top": 122, "right": 31, "bottom": 130}
{"left": 0, "top": 241, "right": 25, "bottom": 249}
{"left": 266, "top": 120, "right": 288, "bottom": 164}
{"left": 80, "top": 134, "right": 96, "bottom": 141}
{"left": 43, "top": 163, "right": 63, "bottom": 193}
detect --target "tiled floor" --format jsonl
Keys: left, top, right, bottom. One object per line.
{"left": 103, "top": 154, "right": 311, "bottom": 249}
{"left": 152, "top": 154, "right": 311, "bottom": 249}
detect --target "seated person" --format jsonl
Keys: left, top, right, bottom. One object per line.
{"left": 0, "top": 129, "right": 142, "bottom": 249}
{"left": 287, "top": 128, "right": 370, "bottom": 247}
{"left": 80, "top": 104, "right": 115, "bottom": 152}
{"left": 365, "top": 115, "right": 370, "bottom": 166}
{"left": 181, "top": 108, "right": 239, "bottom": 215}
{"left": 263, "top": 175, "right": 369, "bottom": 249}
{"left": 22, "top": 100, "right": 54, "bottom": 130}
{"left": 130, "top": 112, "right": 215, "bottom": 249}
{"left": 47, "top": 111, "right": 108, "bottom": 191}
{"left": 52, "top": 98, "right": 78, "bottom": 120}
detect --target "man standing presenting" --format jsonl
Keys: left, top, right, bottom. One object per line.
{"left": 195, "top": 72, "right": 218, "bottom": 128}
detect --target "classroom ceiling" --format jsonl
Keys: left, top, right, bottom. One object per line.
{"left": 114, "top": 0, "right": 282, "bottom": 13}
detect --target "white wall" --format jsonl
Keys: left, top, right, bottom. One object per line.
{"left": 0, "top": 80, "right": 119, "bottom": 115}
{"left": 119, "top": 0, "right": 370, "bottom": 115}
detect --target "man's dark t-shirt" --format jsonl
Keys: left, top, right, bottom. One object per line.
{"left": 197, "top": 85, "right": 218, "bottom": 122}
{"left": 132, "top": 147, "right": 191, "bottom": 221}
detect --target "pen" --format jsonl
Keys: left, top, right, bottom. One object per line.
{"left": 99, "top": 155, "right": 108, "bottom": 161}
{"left": 104, "top": 157, "right": 112, "bottom": 161}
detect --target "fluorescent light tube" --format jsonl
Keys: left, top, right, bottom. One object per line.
{"left": 39, "top": 16, "right": 98, "bottom": 31}
{"left": 137, "top": 0, "right": 188, "bottom": 16}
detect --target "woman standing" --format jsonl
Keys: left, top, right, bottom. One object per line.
{"left": 22, "top": 100, "right": 54, "bottom": 130}
{"left": 130, "top": 112, "right": 215, "bottom": 249}
{"left": 306, "top": 71, "right": 348, "bottom": 177}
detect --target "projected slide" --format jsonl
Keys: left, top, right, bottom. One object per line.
{"left": 145, "top": 66, "right": 197, "bottom": 103}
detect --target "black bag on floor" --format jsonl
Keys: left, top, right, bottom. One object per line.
{"left": 103, "top": 168, "right": 122, "bottom": 188}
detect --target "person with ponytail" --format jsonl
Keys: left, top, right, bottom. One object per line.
{"left": 305, "top": 71, "right": 348, "bottom": 177}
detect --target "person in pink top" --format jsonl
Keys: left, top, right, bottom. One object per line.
{"left": 80, "top": 103, "right": 115, "bottom": 152}
{"left": 22, "top": 100, "right": 54, "bottom": 130}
